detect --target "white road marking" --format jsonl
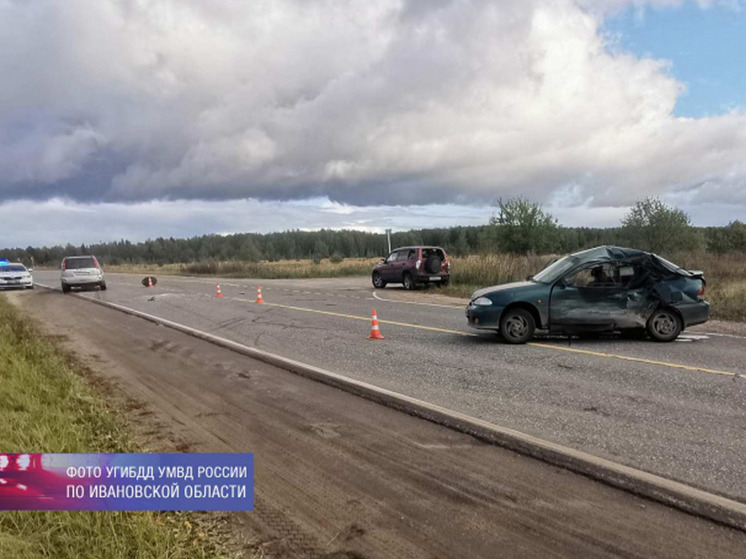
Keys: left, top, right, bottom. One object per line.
{"left": 698, "top": 331, "right": 746, "bottom": 340}
{"left": 372, "top": 291, "right": 464, "bottom": 309}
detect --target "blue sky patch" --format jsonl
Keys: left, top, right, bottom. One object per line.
{"left": 604, "top": 2, "right": 746, "bottom": 118}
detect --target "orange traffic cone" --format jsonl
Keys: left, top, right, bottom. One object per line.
{"left": 367, "top": 309, "right": 385, "bottom": 340}
{"left": 147, "top": 276, "right": 154, "bottom": 288}
{"left": 216, "top": 283, "right": 223, "bottom": 298}
{"left": 255, "top": 286, "right": 265, "bottom": 304}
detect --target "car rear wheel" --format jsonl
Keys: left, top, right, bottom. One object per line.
{"left": 402, "top": 273, "right": 416, "bottom": 290}
{"left": 499, "top": 308, "right": 535, "bottom": 344}
{"left": 100, "top": 282, "right": 107, "bottom": 291}
{"left": 647, "top": 308, "right": 682, "bottom": 342}
{"left": 61, "top": 283, "right": 70, "bottom": 293}
{"left": 372, "top": 272, "right": 386, "bottom": 289}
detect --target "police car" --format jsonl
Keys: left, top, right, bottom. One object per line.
{"left": 0, "top": 259, "right": 34, "bottom": 289}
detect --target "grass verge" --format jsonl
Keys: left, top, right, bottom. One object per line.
{"left": 0, "top": 295, "right": 227, "bottom": 559}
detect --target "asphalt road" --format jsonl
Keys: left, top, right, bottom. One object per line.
{"left": 33, "top": 271, "right": 746, "bottom": 503}
{"left": 9, "top": 287, "right": 746, "bottom": 559}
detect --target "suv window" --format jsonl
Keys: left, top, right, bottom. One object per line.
{"left": 421, "top": 248, "right": 445, "bottom": 260}
{"left": 64, "top": 257, "right": 97, "bottom": 269}
{"left": 397, "top": 250, "right": 414, "bottom": 261}
{"left": 385, "top": 251, "right": 399, "bottom": 264}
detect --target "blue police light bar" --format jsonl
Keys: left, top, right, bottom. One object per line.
{"left": 0, "top": 259, "right": 9, "bottom": 265}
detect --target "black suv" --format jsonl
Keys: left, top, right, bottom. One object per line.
{"left": 372, "top": 246, "right": 451, "bottom": 290}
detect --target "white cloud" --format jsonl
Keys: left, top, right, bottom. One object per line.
{"left": 0, "top": 0, "right": 743, "bottom": 218}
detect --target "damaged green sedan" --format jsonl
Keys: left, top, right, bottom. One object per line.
{"left": 466, "top": 246, "right": 709, "bottom": 344}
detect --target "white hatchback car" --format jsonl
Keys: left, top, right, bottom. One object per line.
{"left": 0, "top": 262, "right": 33, "bottom": 289}
{"left": 60, "top": 256, "right": 107, "bottom": 293}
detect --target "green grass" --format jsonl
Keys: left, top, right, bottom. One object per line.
{"left": 0, "top": 296, "right": 227, "bottom": 559}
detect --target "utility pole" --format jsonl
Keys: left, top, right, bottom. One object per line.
{"left": 385, "top": 229, "right": 392, "bottom": 254}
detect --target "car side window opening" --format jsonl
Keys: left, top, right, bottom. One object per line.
{"left": 385, "top": 251, "right": 399, "bottom": 263}
{"left": 565, "top": 264, "right": 619, "bottom": 288}
{"left": 407, "top": 249, "right": 416, "bottom": 260}
{"left": 396, "top": 250, "right": 410, "bottom": 261}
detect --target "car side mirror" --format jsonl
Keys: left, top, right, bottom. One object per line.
{"left": 379, "top": 258, "right": 385, "bottom": 264}
{"left": 525, "top": 275, "right": 533, "bottom": 281}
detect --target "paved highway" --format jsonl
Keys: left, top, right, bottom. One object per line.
{"left": 9, "top": 285, "right": 746, "bottom": 558}
{"left": 32, "top": 271, "right": 746, "bottom": 503}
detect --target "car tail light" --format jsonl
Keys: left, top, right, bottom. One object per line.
{"left": 446, "top": 260, "right": 450, "bottom": 273}
{"left": 61, "top": 260, "right": 66, "bottom": 271}
{"left": 697, "top": 282, "right": 705, "bottom": 297}
{"left": 93, "top": 257, "right": 100, "bottom": 269}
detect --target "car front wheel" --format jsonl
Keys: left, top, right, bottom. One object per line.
{"left": 647, "top": 308, "right": 681, "bottom": 342}
{"left": 372, "top": 272, "right": 386, "bottom": 289}
{"left": 499, "top": 308, "right": 536, "bottom": 344}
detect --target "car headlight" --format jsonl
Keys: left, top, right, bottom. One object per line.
{"left": 472, "top": 297, "right": 493, "bottom": 306}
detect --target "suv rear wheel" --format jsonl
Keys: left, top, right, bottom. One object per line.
{"left": 500, "top": 308, "right": 535, "bottom": 344}
{"left": 100, "top": 282, "right": 107, "bottom": 291}
{"left": 372, "top": 272, "right": 386, "bottom": 289}
{"left": 402, "top": 272, "right": 416, "bottom": 290}
{"left": 61, "top": 283, "right": 70, "bottom": 293}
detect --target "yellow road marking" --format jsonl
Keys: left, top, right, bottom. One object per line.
{"left": 234, "top": 299, "right": 474, "bottom": 336}
{"left": 234, "top": 298, "right": 740, "bottom": 378}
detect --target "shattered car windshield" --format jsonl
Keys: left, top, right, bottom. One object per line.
{"left": 533, "top": 256, "right": 579, "bottom": 284}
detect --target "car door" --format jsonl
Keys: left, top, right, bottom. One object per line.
{"left": 398, "top": 249, "right": 416, "bottom": 281}
{"left": 549, "top": 262, "right": 629, "bottom": 332}
{"left": 381, "top": 251, "right": 401, "bottom": 282}
{"left": 389, "top": 249, "right": 413, "bottom": 282}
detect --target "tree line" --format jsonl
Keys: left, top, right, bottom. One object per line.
{"left": 2, "top": 197, "right": 744, "bottom": 267}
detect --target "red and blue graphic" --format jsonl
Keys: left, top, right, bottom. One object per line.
{"left": 0, "top": 453, "right": 253, "bottom": 511}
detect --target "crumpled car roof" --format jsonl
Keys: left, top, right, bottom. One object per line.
{"left": 571, "top": 245, "right": 650, "bottom": 263}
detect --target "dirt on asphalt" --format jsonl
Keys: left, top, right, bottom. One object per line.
{"left": 8, "top": 288, "right": 746, "bottom": 559}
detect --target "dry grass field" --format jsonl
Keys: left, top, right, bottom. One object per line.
{"left": 106, "top": 251, "right": 745, "bottom": 322}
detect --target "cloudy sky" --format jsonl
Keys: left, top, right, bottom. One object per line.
{"left": 1, "top": 0, "right": 744, "bottom": 247}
